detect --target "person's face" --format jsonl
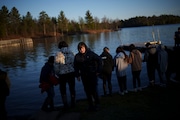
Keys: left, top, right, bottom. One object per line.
{"left": 79, "top": 46, "right": 86, "bottom": 54}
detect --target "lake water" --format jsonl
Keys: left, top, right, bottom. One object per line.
{"left": 0, "top": 23, "right": 179, "bottom": 117}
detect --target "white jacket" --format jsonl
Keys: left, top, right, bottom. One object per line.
{"left": 115, "top": 52, "right": 129, "bottom": 77}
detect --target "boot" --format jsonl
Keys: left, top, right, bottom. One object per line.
{"left": 41, "top": 97, "right": 49, "bottom": 112}
{"left": 71, "top": 95, "right": 75, "bottom": 107}
{"left": 49, "top": 98, "right": 54, "bottom": 111}
{"left": 62, "top": 95, "right": 68, "bottom": 110}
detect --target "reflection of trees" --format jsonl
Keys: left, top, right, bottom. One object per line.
{"left": 0, "top": 46, "right": 29, "bottom": 68}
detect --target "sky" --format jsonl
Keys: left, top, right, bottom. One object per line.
{"left": 0, "top": 0, "right": 180, "bottom": 21}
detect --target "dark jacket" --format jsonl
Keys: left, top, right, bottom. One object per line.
{"left": 74, "top": 49, "right": 102, "bottom": 77}
{"left": 144, "top": 47, "right": 158, "bottom": 66}
{"left": 39, "top": 62, "right": 54, "bottom": 83}
{"left": 100, "top": 51, "right": 114, "bottom": 74}
{"left": 0, "top": 70, "right": 10, "bottom": 96}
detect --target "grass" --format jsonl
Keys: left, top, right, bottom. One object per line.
{"left": 65, "top": 81, "right": 180, "bottom": 120}
{"left": 8, "top": 81, "right": 180, "bottom": 120}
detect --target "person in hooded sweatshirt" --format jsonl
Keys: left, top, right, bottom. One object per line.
{"left": 157, "top": 44, "right": 168, "bottom": 86}
{"left": 143, "top": 42, "right": 158, "bottom": 87}
{"left": 74, "top": 42, "right": 102, "bottom": 111}
{"left": 128, "top": 44, "right": 142, "bottom": 92}
{"left": 100, "top": 47, "right": 114, "bottom": 96}
{"left": 114, "top": 46, "right": 129, "bottom": 95}
{"left": 54, "top": 41, "right": 76, "bottom": 109}
{"left": 39, "top": 56, "right": 55, "bottom": 112}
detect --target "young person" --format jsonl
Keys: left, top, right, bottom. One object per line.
{"left": 129, "top": 44, "right": 142, "bottom": 91}
{"left": 114, "top": 46, "right": 129, "bottom": 95}
{"left": 143, "top": 42, "right": 158, "bottom": 87}
{"left": 100, "top": 47, "right": 114, "bottom": 96}
{"left": 54, "top": 41, "right": 76, "bottom": 109}
{"left": 39, "top": 56, "right": 55, "bottom": 112}
{"left": 74, "top": 42, "right": 102, "bottom": 111}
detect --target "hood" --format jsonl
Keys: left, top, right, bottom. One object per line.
{"left": 115, "top": 52, "right": 125, "bottom": 59}
{"left": 148, "top": 47, "right": 156, "bottom": 55}
{"left": 132, "top": 49, "right": 140, "bottom": 55}
{"left": 60, "top": 47, "right": 69, "bottom": 53}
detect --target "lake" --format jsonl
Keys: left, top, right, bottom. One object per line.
{"left": 0, "top": 23, "right": 179, "bottom": 117}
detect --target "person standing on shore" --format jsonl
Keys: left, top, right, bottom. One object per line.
{"left": 100, "top": 47, "right": 114, "bottom": 96}
{"left": 143, "top": 42, "right": 158, "bottom": 87}
{"left": 54, "top": 41, "right": 76, "bottom": 109}
{"left": 114, "top": 46, "right": 129, "bottom": 95}
{"left": 74, "top": 42, "right": 102, "bottom": 111}
{"left": 0, "top": 68, "right": 11, "bottom": 120}
{"left": 174, "top": 27, "right": 180, "bottom": 47}
{"left": 39, "top": 56, "right": 55, "bottom": 112}
{"left": 128, "top": 44, "right": 142, "bottom": 92}
{"left": 157, "top": 44, "right": 168, "bottom": 86}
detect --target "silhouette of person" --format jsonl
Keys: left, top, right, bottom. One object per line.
{"left": 39, "top": 56, "right": 55, "bottom": 112}
{"left": 100, "top": 47, "right": 114, "bottom": 96}
{"left": 129, "top": 44, "right": 142, "bottom": 91}
{"left": 174, "top": 27, "right": 180, "bottom": 47}
{"left": 54, "top": 41, "right": 76, "bottom": 109}
{"left": 144, "top": 42, "right": 158, "bottom": 87}
{"left": 114, "top": 46, "right": 129, "bottom": 95}
{"left": 0, "top": 68, "right": 11, "bottom": 120}
{"left": 157, "top": 44, "right": 168, "bottom": 86}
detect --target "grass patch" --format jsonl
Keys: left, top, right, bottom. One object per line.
{"left": 65, "top": 82, "right": 180, "bottom": 120}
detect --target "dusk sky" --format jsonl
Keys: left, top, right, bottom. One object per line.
{"left": 0, "top": 0, "right": 180, "bottom": 21}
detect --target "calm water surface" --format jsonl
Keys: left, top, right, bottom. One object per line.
{"left": 0, "top": 24, "right": 179, "bottom": 116}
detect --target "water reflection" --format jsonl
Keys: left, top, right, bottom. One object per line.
{"left": 0, "top": 24, "right": 179, "bottom": 116}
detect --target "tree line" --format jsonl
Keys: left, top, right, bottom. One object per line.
{"left": 0, "top": 5, "right": 180, "bottom": 39}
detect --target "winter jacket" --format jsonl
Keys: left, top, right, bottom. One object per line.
{"left": 144, "top": 47, "right": 158, "bottom": 67}
{"left": 39, "top": 62, "right": 54, "bottom": 83}
{"left": 100, "top": 51, "right": 114, "bottom": 74}
{"left": 74, "top": 49, "right": 102, "bottom": 77}
{"left": 54, "top": 47, "right": 75, "bottom": 75}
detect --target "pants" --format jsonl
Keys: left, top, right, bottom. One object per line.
{"left": 132, "top": 70, "right": 141, "bottom": 88}
{"left": 59, "top": 72, "right": 76, "bottom": 107}
{"left": 117, "top": 75, "right": 127, "bottom": 92}
{"left": 81, "top": 72, "right": 100, "bottom": 107}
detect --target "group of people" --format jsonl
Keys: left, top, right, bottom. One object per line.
{"left": 39, "top": 39, "right": 171, "bottom": 113}
{"left": 39, "top": 41, "right": 102, "bottom": 112}
{"left": 0, "top": 27, "right": 178, "bottom": 119}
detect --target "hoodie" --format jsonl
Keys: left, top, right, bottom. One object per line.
{"left": 129, "top": 49, "right": 142, "bottom": 71}
{"left": 114, "top": 52, "right": 129, "bottom": 77}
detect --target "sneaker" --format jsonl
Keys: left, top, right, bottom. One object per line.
{"left": 134, "top": 88, "right": 137, "bottom": 92}
{"left": 124, "top": 90, "right": 128, "bottom": 93}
